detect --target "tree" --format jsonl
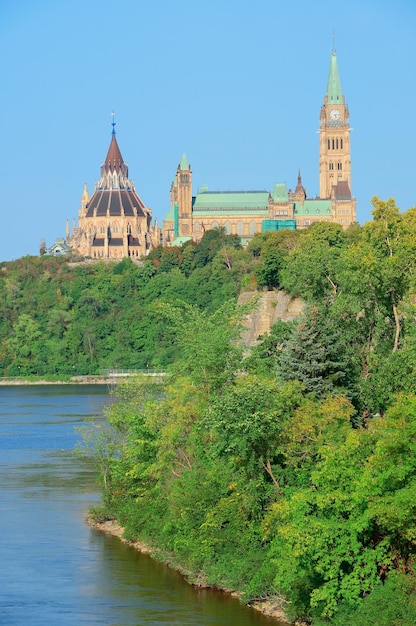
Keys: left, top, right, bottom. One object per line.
{"left": 277, "top": 305, "right": 347, "bottom": 396}
{"left": 280, "top": 224, "right": 346, "bottom": 302}
{"left": 255, "top": 230, "right": 300, "bottom": 289}
{"left": 207, "top": 375, "right": 304, "bottom": 491}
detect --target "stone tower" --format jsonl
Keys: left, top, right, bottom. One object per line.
{"left": 319, "top": 50, "right": 352, "bottom": 200}
{"left": 176, "top": 154, "right": 193, "bottom": 237}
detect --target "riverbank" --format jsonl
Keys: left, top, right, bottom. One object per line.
{"left": 87, "top": 516, "right": 294, "bottom": 625}
{"left": 0, "top": 373, "right": 165, "bottom": 386}
{"left": 0, "top": 376, "right": 114, "bottom": 386}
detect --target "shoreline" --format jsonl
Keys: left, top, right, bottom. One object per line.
{"left": 0, "top": 376, "right": 119, "bottom": 386}
{"left": 87, "top": 517, "right": 293, "bottom": 625}
{"left": 0, "top": 373, "right": 164, "bottom": 386}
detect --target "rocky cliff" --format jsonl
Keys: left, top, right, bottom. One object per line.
{"left": 238, "top": 290, "right": 304, "bottom": 347}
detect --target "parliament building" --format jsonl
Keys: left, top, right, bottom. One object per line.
{"left": 65, "top": 50, "right": 355, "bottom": 258}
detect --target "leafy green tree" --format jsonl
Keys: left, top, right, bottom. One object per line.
{"left": 6, "top": 313, "right": 43, "bottom": 374}
{"left": 255, "top": 230, "right": 301, "bottom": 289}
{"left": 326, "top": 571, "right": 416, "bottom": 626}
{"left": 155, "top": 300, "right": 245, "bottom": 393}
{"left": 207, "top": 375, "right": 304, "bottom": 490}
{"left": 191, "top": 227, "right": 242, "bottom": 269}
{"left": 280, "top": 223, "right": 346, "bottom": 301}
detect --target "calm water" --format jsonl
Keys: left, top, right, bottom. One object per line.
{"left": 0, "top": 385, "right": 282, "bottom": 626}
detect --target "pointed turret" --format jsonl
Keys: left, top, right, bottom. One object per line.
{"left": 295, "top": 169, "right": 306, "bottom": 200}
{"left": 326, "top": 51, "right": 343, "bottom": 104}
{"left": 179, "top": 153, "right": 190, "bottom": 171}
{"left": 81, "top": 183, "right": 89, "bottom": 207}
{"left": 101, "top": 133, "right": 128, "bottom": 180}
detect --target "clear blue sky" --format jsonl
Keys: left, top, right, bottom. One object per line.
{"left": 1, "top": 0, "right": 415, "bottom": 261}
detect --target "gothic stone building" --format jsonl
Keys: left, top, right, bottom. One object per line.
{"left": 162, "top": 50, "right": 356, "bottom": 246}
{"left": 66, "top": 50, "right": 355, "bottom": 258}
{"left": 66, "top": 124, "right": 160, "bottom": 259}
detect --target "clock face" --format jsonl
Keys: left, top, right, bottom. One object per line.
{"left": 330, "top": 109, "right": 341, "bottom": 121}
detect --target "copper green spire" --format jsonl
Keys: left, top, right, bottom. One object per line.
{"left": 179, "top": 153, "right": 190, "bottom": 171}
{"left": 326, "top": 51, "right": 343, "bottom": 104}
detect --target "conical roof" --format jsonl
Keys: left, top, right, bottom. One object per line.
{"left": 179, "top": 153, "right": 190, "bottom": 171}
{"left": 102, "top": 132, "right": 128, "bottom": 177}
{"left": 85, "top": 126, "right": 147, "bottom": 219}
{"left": 326, "top": 51, "right": 343, "bottom": 104}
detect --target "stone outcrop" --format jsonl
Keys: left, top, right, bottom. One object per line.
{"left": 238, "top": 290, "right": 304, "bottom": 347}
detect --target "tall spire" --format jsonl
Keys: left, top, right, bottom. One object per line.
{"left": 326, "top": 51, "right": 343, "bottom": 104}
{"left": 99, "top": 117, "right": 130, "bottom": 188}
{"left": 179, "top": 153, "right": 190, "bottom": 171}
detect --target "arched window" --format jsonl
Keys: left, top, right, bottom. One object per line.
{"left": 211, "top": 221, "right": 219, "bottom": 229}
{"left": 194, "top": 221, "right": 200, "bottom": 233}
{"left": 328, "top": 139, "right": 330, "bottom": 150}
{"left": 237, "top": 221, "right": 244, "bottom": 236}
{"left": 100, "top": 224, "right": 105, "bottom": 234}
{"left": 224, "top": 221, "right": 231, "bottom": 235}
{"left": 249, "top": 221, "right": 257, "bottom": 235}
{"left": 341, "top": 138, "right": 343, "bottom": 149}
{"left": 337, "top": 162, "right": 342, "bottom": 170}
{"left": 113, "top": 223, "right": 119, "bottom": 234}
{"left": 332, "top": 139, "right": 335, "bottom": 149}
{"left": 329, "top": 162, "right": 334, "bottom": 171}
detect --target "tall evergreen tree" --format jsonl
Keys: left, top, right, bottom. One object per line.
{"left": 277, "top": 305, "right": 346, "bottom": 396}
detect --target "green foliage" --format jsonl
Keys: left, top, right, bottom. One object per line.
{"left": 323, "top": 571, "right": 416, "bottom": 626}
{"left": 254, "top": 230, "right": 300, "bottom": 288}
{"left": 243, "top": 319, "right": 295, "bottom": 375}
{"left": 0, "top": 239, "right": 247, "bottom": 376}
{"left": 7, "top": 196, "right": 416, "bottom": 623}
{"left": 276, "top": 305, "right": 348, "bottom": 397}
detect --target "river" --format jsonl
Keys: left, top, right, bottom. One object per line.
{"left": 0, "top": 385, "right": 283, "bottom": 625}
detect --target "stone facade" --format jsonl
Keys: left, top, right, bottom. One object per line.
{"left": 66, "top": 125, "right": 160, "bottom": 259}
{"left": 162, "top": 50, "right": 356, "bottom": 246}
{"left": 66, "top": 50, "right": 355, "bottom": 259}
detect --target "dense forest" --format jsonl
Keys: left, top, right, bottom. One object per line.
{"left": 0, "top": 228, "right": 246, "bottom": 376}
{"left": 3, "top": 197, "right": 416, "bottom": 623}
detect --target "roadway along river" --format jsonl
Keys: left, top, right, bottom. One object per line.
{"left": 0, "top": 384, "right": 283, "bottom": 626}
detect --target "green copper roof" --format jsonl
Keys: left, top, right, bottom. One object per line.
{"left": 194, "top": 209, "right": 269, "bottom": 217}
{"left": 193, "top": 190, "right": 269, "bottom": 212}
{"left": 294, "top": 199, "right": 332, "bottom": 217}
{"left": 163, "top": 203, "right": 175, "bottom": 221}
{"left": 272, "top": 183, "right": 288, "bottom": 202}
{"left": 171, "top": 236, "right": 192, "bottom": 246}
{"left": 326, "top": 51, "right": 343, "bottom": 104}
{"left": 179, "top": 153, "right": 190, "bottom": 171}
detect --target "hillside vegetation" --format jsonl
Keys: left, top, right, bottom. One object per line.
{"left": 0, "top": 229, "right": 247, "bottom": 376}
{"left": 4, "top": 197, "right": 416, "bottom": 623}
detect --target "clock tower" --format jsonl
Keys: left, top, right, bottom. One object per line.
{"left": 319, "top": 50, "right": 352, "bottom": 202}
